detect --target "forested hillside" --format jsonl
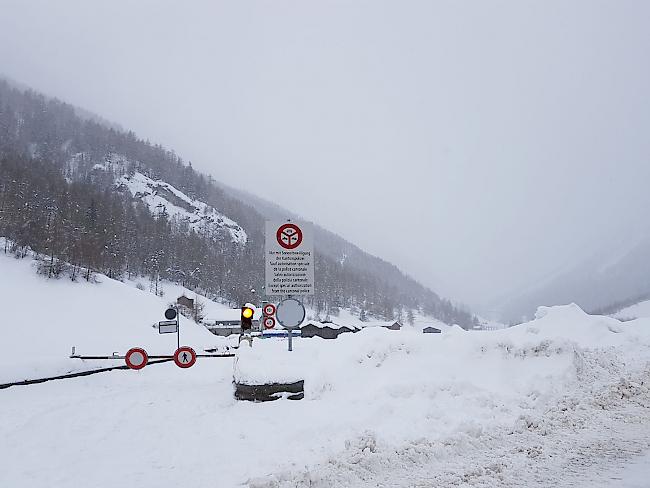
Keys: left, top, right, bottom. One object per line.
{"left": 0, "top": 80, "right": 477, "bottom": 327}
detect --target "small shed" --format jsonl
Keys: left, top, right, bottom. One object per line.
{"left": 423, "top": 326, "right": 441, "bottom": 334}
{"left": 177, "top": 295, "right": 194, "bottom": 309}
{"left": 360, "top": 320, "right": 402, "bottom": 331}
{"left": 384, "top": 320, "right": 402, "bottom": 331}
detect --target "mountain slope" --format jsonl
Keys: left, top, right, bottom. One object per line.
{"left": 499, "top": 235, "right": 650, "bottom": 322}
{"left": 0, "top": 78, "right": 476, "bottom": 327}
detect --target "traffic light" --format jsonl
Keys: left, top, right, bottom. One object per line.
{"left": 241, "top": 305, "right": 255, "bottom": 331}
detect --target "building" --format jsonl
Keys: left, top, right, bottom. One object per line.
{"left": 203, "top": 308, "right": 263, "bottom": 336}
{"left": 300, "top": 321, "right": 357, "bottom": 339}
{"left": 176, "top": 295, "right": 194, "bottom": 310}
{"left": 358, "top": 320, "right": 402, "bottom": 331}
{"left": 423, "top": 326, "right": 441, "bottom": 334}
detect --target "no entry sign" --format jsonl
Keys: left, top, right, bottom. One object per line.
{"left": 174, "top": 346, "right": 196, "bottom": 368}
{"left": 125, "top": 347, "right": 148, "bottom": 370}
{"left": 265, "top": 220, "right": 314, "bottom": 296}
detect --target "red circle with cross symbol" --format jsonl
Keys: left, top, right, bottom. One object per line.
{"left": 173, "top": 346, "right": 197, "bottom": 369}
{"left": 276, "top": 223, "right": 303, "bottom": 249}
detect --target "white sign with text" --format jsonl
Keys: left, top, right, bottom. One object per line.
{"left": 265, "top": 221, "right": 314, "bottom": 296}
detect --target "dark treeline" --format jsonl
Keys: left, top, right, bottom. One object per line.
{"left": 0, "top": 80, "right": 477, "bottom": 327}
{"left": 0, "top": 154, "right": 260, "bottom": 304}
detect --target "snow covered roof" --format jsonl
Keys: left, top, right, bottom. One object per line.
{"left": 359, "top": 320, "right": 401, "bottom": 329}
{"left": 300, "top": 320, "right": 358, "bottom": 330}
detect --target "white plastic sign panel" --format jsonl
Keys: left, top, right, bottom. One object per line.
{"left": 158, "top": 322, "right": 178, "bottom": 334}
{"left": 276, "top": 298, "right": 306, "bottom": 329}
{"left": 265, "top": 221, "right": 314, "bottom": 296}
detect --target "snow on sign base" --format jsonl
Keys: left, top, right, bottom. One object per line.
{"left": 265, "top": 220, "right": 314, "bottom": 295}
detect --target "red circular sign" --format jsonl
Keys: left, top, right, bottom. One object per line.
{"left": 264, "top": 316, "right": 276, "bottom": 329}
{"left": 263, "top": 303, "right": 276, "bottom": 316}
{"left": 125, "top": 347, "right": 148, "bottom": 370}
{"left": 174, "top": 346, "right": 197, "bottom": 368}
{"left": 276, "top": 223, "right": 303, "bottom": 250}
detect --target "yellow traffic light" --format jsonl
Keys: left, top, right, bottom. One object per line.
{"left": 241, "top": 305, "right": 255, "bottom": 332}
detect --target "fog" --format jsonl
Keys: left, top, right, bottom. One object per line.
{"left": 1, "top": 0, "right": 649, "bottom": 314}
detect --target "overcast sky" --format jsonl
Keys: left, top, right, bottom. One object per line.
{"left": 1, "top": 0, "right": 649, "bottom": 314}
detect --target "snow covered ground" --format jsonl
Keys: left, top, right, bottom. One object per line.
{"left": 0, "top": 250, "right": 220, "bottom": 383}
{"left": 2, "top": 252, "right": 650, "bottom": 487}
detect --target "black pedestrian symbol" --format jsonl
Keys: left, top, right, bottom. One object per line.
{"left": 182, "top": 352, "right": 188, "bottom": 362}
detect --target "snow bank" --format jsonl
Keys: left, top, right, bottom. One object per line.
{"left": 3, "top": 254, "right": 650, "bottom": 488}
{"left": 0, "top": 251, "right": 218, "bottom": 383}
{"left": 235, "top": 303, "right": 650, "bottom": 450}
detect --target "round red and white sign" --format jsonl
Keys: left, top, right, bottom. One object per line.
{"left": 263, "top": 316, "right": 276, "bottom": 329}
{"left": 125, "top": 347, "right": 148, "bottom": 370}
{"left": 174, "top": 346, "right": 197, "bottom": 369}
{"left": 263, "top": 303, "right": 276, "bottom": 317}
{"left": 276, "top": 223, "right": 303, "bottom": 250}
